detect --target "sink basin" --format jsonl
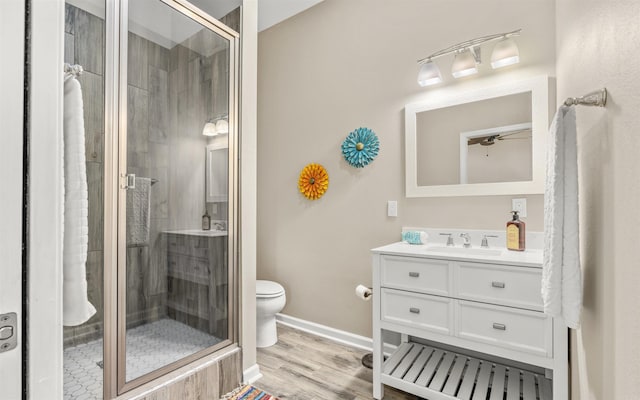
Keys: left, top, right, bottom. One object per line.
{"left": 426, "top": 246, "right": 503, "bottom": 257}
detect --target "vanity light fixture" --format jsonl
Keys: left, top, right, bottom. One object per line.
{"left": 202, "top": 121, "right": 217, "bottom": 136}
{"left": 417, "top": 60, "right": 443, "bottom": 86}
{"left": 202, "top": 114, "right": 229, "bottom": 136}
{"left": 490, "top": 36, "right": 520, "bottom": 68}
{"left": 417, "top": 29, "right": 521, "bottom": 87}
{"left": 451, "top": 49, "right": 479, "bottom": 78}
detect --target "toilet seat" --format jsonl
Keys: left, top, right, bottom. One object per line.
{"left": 257, "top": 280, "right": 285, "bottom": 298}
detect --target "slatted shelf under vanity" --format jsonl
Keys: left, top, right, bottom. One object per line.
{"left": 382, "top": 342, "right": 553, "bottom": 400}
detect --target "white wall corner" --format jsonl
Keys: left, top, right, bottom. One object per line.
{"left": 240, "top": 0, "right": 259, "bottom": 373}
{"left": 242, "top": 364, "right": 263, "bottom": 384}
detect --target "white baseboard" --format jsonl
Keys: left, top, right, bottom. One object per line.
{"left": 276, "top": 313, "right": 397, "bottom": 355}
{"left": 243, "top": 364, "right": 262, "bottom": 384}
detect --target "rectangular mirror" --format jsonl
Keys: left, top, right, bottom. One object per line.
{"left": 206, "top": 142, "right": 229, "bottom": 203}
{"left": 405, "top": 75, "right": 552, "bottom": 197}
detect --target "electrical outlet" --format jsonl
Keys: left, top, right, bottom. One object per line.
{"left": 512, "top": 198, "right": 527, "bottom": 218}
{"left": 387, "top": 201, "right": 398, "bottom": 217}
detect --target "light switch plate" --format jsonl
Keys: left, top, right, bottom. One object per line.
{"left": 387, "top": 201, "right": 398, "bottom": 217}
{"left": 512, "top": 198, "right": 527, "bottom": 218}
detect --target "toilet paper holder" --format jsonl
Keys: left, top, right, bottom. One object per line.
{"left": 354, "top": 285, "right": 375, "bottom": 369}
{"left": 355, "top": 284, "right": 373, "bottom": 300}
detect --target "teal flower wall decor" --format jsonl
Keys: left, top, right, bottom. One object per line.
{"left": 341, "top": 127, "right": 380, "bottom": 168}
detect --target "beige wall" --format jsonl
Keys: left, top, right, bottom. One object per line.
{"left": 257, "top": 0, "right": 555, "bottom": 337}
{"left": 556, "top": 1, "right": 640, "bottom": 399}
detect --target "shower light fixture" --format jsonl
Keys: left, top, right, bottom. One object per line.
{"left": 202, "top": 115, "right": 229, "bottom": 136}
{"left": 417, "top": 29, "right": 521, "bottom": 87}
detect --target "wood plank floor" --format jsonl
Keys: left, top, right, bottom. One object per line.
{"left": 255, "top": 324, "right": 420, "bottom": 400}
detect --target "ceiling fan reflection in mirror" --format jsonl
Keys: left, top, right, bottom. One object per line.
{"left": 467, "top": 127, "right": 532, "bottom": 146}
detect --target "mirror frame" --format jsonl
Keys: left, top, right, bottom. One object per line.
{"left": 206, "top": 141, "right": 229, "bottom": 203}
{"left": 405, "top": 75, "right": 552, "bottom": 197}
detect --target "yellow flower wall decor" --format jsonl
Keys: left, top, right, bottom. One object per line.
{"left": 298, "top": 163, "right": 329, "bottom": 200}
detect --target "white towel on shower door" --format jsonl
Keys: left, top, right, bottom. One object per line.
{"left": 63, "top": 75, "right": 97, "bottom": 327}
{"left": 542, "top": 105, "right": 582, "bottom": 329}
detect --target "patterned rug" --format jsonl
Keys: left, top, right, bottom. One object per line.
{"left": 225, "top": 385, "right": 279, "bottom": 400}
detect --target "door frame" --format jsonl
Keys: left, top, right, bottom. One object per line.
{"left": 28, "top": 0, "right": 66, "bottom": 399}
{"left": 0, "top": 1, "right": 26, "bottom": 398}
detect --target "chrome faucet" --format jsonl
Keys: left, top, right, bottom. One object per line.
{"left": 440, "top": 233, "right": 455, "bottom": 247}
{"left": 481, "top": 234, "right": 499, "bottom": 248}
{"left": 460, "top": 233, "right": 472, "bottom": 248}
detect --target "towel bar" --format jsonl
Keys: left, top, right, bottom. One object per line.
{"left": 564, "top": 88, "right": 607, "bottom": 107}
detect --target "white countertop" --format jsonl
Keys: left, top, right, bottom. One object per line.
{"left": 164, "top": 229, "right": 228, "bottom": 237}
{"left": 372, "top": 241, "right": 543, "bottom": 268}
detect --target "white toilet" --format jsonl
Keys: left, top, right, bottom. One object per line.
{"left": 256, "top": 280, "right": 286, "bottom": 348}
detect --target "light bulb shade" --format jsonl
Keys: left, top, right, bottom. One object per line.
{"left": 215, "top": 118, "right": 229, "bottom": 134}
{"left": 417, "top": 61, "right": 442, "bottom": 87}
{"left": 202, "top": 122, "right": 217, "bottom": 136}
{"left": 451, "top": 50, "right": 478, "bottom": 78}
{"left": 491, "top": 37, "right": 520, "bottom": 69}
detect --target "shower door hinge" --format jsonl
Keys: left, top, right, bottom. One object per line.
{"left": 0, "top": 313, "right": 17, "bottom": 353}
{"left": 122, "top": 173, "right": 136, "bottom": 190}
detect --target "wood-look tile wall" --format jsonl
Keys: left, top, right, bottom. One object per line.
{"left": 63, "top": 3, "right": 172, "bottom": 342}
{"left": 125, "top": 25, "right": 171, "bottom": 330}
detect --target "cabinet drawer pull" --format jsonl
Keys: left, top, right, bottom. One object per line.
{"left": 409, "top": 272, "right": 420, "bottom": 278}
{"left": 409, "top": 307, "right": 420, "bottom": 314}
{"left": 492, "top": 323, "right": 506, "bottom": 331}
{"left": 491, "top": 281, "right": 505, "bottom": 288}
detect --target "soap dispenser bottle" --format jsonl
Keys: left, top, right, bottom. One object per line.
{"left": 202, "top": 209, "right": 211, "bottom": 231}
{"left": 506, "top": 211, "right": 525, "bottom": 251}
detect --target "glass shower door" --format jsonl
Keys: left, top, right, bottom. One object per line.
{"left": 119, "top": 0, "right": 237, "bottom": 391}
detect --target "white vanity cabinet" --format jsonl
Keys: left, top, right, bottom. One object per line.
{"left": 372, "top": 240, "right": 567, "bottom": 400}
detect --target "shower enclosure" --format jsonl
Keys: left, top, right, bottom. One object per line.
{"left": 62, "top": 0, "right": 239, "bottom": 398}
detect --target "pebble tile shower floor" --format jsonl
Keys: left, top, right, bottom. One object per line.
{"left": 63, "top": 318, "right": 222, "bottom": 399}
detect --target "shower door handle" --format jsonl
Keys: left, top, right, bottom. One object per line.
{"left": 123, "top": 173, "right": 136, "bottom": 190}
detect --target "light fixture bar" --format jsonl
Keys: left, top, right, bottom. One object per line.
{"left": 417, "top": 29, "right": 521, "bottom": 65}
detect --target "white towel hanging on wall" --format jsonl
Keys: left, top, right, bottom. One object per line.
{"left": 62, "top": 74, "right": 96, "bottom": 326}
{"left": 542, "top": 105, "right": 582, "bottom": 329}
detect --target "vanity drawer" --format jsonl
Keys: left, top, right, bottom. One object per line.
{"left": 456, "top": 262, "right": 543, "bottom": 310}
{"left": 456, "top": 300, "right": 551, "bottom": 357}
{"left": 381, "top": 288, "right": 453, "bottom": 335}
{"left": 167, "top": 235, "right": 210, "bottom": 258}
{"left": 168, "top": 254, "right": 210, "bottom": 284}
{"left": 381, "top": 255, "right": 450, "bottom": 296}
